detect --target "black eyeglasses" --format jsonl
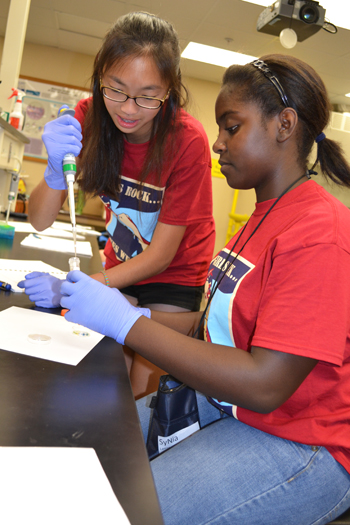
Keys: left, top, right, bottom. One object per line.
{"left": 251, "top": 59, "right": 290, "bottom": 108}
{"left": 100, "top": 80, "right": 169, "bottom": 110}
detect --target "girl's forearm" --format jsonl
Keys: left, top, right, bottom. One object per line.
{"left": 28, "top": 179, "right": 67, "bottom": 231}
{"left": 91, "top": 249, "right": 173, "bottom": 289}
{"left": 125, "top": 316, "right": 317, "bottom": 413}
{"left": 125, "top": 316, "right": 257, "bottom": 407}
{"left": 91, "top": 222, "right": 187, "bottom": 288}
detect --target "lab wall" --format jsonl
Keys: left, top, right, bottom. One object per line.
{"left": 0, "top": 36, "right": 244, "bottom": 254}
{"left": 1, "top": 36, "right": 350, "bottom": 256}
{"left": 184, "top": 76, "right": 256, "bottom": 254}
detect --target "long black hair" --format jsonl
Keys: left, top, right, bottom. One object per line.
{"left": 78, "top": 12, "right": 188, "bottom": 198}
{"left": 222, "top": 54, "right": 350, "bottom": 188}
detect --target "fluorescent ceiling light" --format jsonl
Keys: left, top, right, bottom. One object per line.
{"left": 181, "top": 42, "right": 256, "bottom": 68}
{"left": 240, "top": 0, "right": 350, "bottom": 31}
{"left": 326, "top": 1, "right": 350, "bottom": 32}
{"left": 240, "top": 0, "right": 268, "bottom": 4}
{"left": 346, "top": 93, "right": 350, "bottom": 98}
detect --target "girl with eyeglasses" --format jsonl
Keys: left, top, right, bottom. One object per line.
{"left": 22, "top": 12, "right": 215, "bottom": 397}
{"left": 60, "top": 54, "right": 350, "bottom": 524}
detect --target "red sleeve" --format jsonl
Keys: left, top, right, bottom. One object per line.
{"left": 158, "top": 119, "right": 213, "bottom": 226}
{"left": 74, "top": 97, "right": 92, "bottom": 129}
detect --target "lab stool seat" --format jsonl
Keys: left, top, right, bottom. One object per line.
{"left": 328, "top": 507, "right": 350, "bottom": 524}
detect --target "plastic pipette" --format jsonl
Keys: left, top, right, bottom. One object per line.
{"left": 57, "top": 106, "right": 78, "bottom": 260}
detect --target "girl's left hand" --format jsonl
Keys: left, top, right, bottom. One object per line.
{"left": 60, "top": 271, "right": 151, "bottom": 344}
{"left": 17, "top": 272, "right": 64, "bottom": 308}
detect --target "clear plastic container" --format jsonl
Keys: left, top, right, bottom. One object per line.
{"left": 68, "top": 257, "right": 80, "bottom": 271}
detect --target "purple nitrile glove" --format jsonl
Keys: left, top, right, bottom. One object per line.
{"left": 60, "top": 271, "right": 151, "bottom": 344}
{"left": 17, "top": 272, "right": 65, "bottom": 308}
{"left": 42, "top": 114, "right": 82, "bottom": 190}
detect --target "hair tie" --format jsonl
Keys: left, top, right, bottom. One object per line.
{"left": 315, "top": 132, "right": 326, "bottom": 143}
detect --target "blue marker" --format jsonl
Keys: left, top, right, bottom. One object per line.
{"left": 0, "top": 281, "right": 11, "bottom": 291}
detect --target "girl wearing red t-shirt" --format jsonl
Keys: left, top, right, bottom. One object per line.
{"left": 61, "top": 54, "right": 350, "bottom": 524}
{"left": 20, "top": 12, "right": 215, "bottom": 398}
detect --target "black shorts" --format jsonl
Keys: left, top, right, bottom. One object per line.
{"left": 119, "top": 282, "right": 204, "bottom": 311}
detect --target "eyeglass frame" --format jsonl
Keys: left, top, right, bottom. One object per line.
{"left": 250, "top": 59, "right": 290, "bottom": 108}
{"left": 99, "top": 79, "right": 170, "bottom": 110}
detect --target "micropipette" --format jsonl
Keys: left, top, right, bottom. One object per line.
{"left": 57, "top": 106, "right": 79, "bottom": 261}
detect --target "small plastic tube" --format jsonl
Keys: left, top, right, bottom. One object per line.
{"left": 69, "top": 257, "right": 80, "bottom": 271}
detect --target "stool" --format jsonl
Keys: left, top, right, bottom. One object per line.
{"left": 328, "top": 507, "right": 350, "bottom": 524}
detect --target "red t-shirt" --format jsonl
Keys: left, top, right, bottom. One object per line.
{"left": 206, "top": 181, "right": 350, "bottom": 474}
{"left": 75, "top": 98, "right": 215, "bottom": 287}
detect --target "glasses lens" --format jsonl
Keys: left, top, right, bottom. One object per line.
{"left": 136, "top": 97, "right": 161, "bottom": 109}
{"left": 102, "top": 87, "right": 127, "bottom": 102}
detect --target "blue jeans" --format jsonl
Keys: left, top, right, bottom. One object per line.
{"left": 137, "top": 391, "right": 350, "bottom": 525}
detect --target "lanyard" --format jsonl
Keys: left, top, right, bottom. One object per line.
{"left": 194, "top": 172, "right": 309, "bottom": 339}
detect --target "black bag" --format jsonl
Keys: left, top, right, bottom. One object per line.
{"left": 146, "top": 374, "right": 200, "bottom": 460}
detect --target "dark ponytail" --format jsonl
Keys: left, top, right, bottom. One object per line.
{"left": 316, "top": 137, "right": 350, "bottom": 188}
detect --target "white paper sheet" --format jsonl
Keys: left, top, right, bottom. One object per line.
{"left": 21, "top": 233, "right": 93, "bottom": 257}
{"left": 0, "top": 307, "right": 104, "bottom": 365}
{"left": 0, "top": 447, "right": 131, "bottom": 525}
{"left": 0, "top": 259, "right": 67, "bottom": 292}
{"left": 52, "top": 220, "right": 101, "bottom": 236}
{"left": 7, "top": 221, "right": 85, "bottom": 240}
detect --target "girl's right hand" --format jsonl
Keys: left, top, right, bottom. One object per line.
{"left": 60, "top": 271, "right": 151, "bottom": 344}
{"left": 42, "top": 114, "right": 83, "bottom": 190}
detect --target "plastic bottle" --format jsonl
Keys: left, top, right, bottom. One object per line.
{"left": 8, "top": 88, "right": 25, "bottom": 131}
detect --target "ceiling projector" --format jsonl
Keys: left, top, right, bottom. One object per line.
{"left": 257, "top": 0, "right": 326, "bottom": 42}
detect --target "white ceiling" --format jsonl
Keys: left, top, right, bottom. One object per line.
{"left": 1, "top": 0, "right": 350, "bottom": 108}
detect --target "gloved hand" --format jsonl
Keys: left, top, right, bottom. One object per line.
{"left": 17, "top": 272, "right": 65, "bottom": 308}
{"left": 60, "top": 271, "right": 151, "bottom": 344}
{"left": 42, "top": 114, "right": 82, "bottom": 190}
